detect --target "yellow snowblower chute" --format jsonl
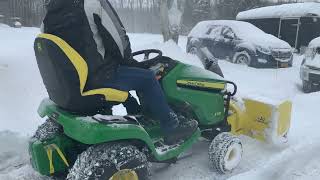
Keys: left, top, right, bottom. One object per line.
{"left": 228, "top": 98, "right": 292, "bottom": 145}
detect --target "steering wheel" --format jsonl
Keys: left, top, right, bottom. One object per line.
{"left": 132, "top": 49, "right": 163, "bottom": 61}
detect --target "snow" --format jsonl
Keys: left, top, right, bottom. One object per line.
{"left": 237, "top": 2, "right": 320, "bottom": 20}
{"left": 309, "top": 37, "right": 320, "bottom": 48}
{"left": 0, "top": 23, "right": 9, "bottom": 28}
{"left": 189, "top": 20, "right": 291, "bottom": 50}
{"left": 305, "top": 54, "right": 320, "bottom": 68}
{"left": 304, "top": 37, "right": 320, "bottom": 68}
{"left": 0, "top": 26, "right": 320, "bottom": 180}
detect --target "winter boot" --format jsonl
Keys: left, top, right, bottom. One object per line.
{"left": 164, "top": 114, "right": 198, "bottom": 145}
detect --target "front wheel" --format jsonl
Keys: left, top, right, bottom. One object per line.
{"left": 233, "top": 51, "right": 252, "bottom": 66}
{"left": 209, "top": 132, "right": 243, "bottom": 174}
{"left": 67, "top": 143, "right": 150, "bottom": 180}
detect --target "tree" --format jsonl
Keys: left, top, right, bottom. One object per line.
{"left": 160, "top": 0, "right": 186, "bottom": 43}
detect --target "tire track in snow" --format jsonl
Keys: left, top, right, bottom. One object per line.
{"left": 228, "top": 139, "right": 320, "bottom": 180}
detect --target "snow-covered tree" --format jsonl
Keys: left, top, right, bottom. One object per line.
{"left": 192, "top": 0, "right": 211, "bottom": 22}
{"left": 160, "top": 0, "right": 186, "bottom": 43}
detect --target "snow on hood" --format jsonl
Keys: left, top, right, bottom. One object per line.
{"left": 306, "top": 54, "right": 320, "bottom": 68}
{"left": 237, "top": 2, "right": 320, "bottom": 20}
{"left": 309, "top": 37, "right": 320, "bottom": 48}
{"left": 305, "top": 37, "right": 320, "bottom": 68}
{"left": 244, "top": 33, "right": 291, "bottom": 50}
{"left": 189, "top": 20, "right": 291, "bottom": 50}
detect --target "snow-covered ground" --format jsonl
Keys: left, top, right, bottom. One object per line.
{"left": 0, "top": 26, "right": 319, "bottom": 180}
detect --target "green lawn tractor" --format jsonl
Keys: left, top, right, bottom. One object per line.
{"left": 29, "top": 34, "right": 292, "bottom": 180}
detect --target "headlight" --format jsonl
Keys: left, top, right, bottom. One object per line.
{"left": 305, "top": 47, "right": 316, "bottom": 59}
{"left": 256, "top": 46, "right": 271, "bottom": 55}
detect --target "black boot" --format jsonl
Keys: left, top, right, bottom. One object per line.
{"left": 164, "top": 114, "right": 198, "bottom": 145}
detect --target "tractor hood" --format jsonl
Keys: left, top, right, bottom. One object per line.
{"left": 172, "top": 64, "right": 227, "bottom": 91}
{"left": 177, "top": 64, "right": 225, "bottom": 81}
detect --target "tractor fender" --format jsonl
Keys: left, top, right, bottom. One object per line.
{"left": 37, "top": 99, "right": 201, "bottom": 162}
{"left": 37, "top": 99, "right": 155, "bottom": 149}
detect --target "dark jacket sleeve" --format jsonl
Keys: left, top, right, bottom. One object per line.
{"left": 93, "top": 1, "right": 145, "bottom": 68}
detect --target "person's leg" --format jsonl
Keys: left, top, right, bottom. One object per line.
{"left": 107, "top": 66, "right": 178, "bottom": 133}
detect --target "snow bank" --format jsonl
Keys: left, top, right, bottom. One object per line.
{"left": 0, "top": 26, "right": 46, "bottom": 135}
{"left": 237, "top": 2, "right": 320, "bottom": 20}
{"left": 0, "top": 23, "right": 9, "bottom": 28}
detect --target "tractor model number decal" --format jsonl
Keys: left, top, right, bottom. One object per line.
{"left": 177, "top": 80, "right": 225, "bottom": 90}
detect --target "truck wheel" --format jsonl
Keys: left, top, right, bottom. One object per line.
{"left": 32, "top": 118, "right": 63, "bottom": 142}
{"left": 209, "top": 132, "right": 242, "bottom": 174}
{"left": 189, "top": 46, "right": 198, "bottom": 55}
{"left": 303, "top": 80, "right": 313, "bottom": 93}
{"left": 67, "top": 143, "right": 150, "bottom": 180}
{"left": 233, "top": 51, "right": 251, "bottom": 66}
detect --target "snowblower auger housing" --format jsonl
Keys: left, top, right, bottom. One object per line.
{"left": 29, "top": 34, "right": 292, "bottom": 178}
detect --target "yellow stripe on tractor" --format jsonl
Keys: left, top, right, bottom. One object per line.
{"left": 177, "top": 80, "right": 226, "bottom": 90}
{"left": 45, "top": 144, "right": 70, "bottom": 174}
{"left": 228, "top": 98, "right": 292, "bottom": 146}
{"left": 37, "top": 34, "right": 129, "bottom": 103}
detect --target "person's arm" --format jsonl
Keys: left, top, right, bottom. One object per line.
{"left": 93, "top": 0, "right": 144, "bottom": 67}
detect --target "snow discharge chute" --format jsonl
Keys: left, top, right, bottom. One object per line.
{"left": 228, "top": 98, "right": 292, "bottom": 146}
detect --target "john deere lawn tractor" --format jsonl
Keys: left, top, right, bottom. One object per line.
{"left": 29, "top": 34, "right": 292, "bottom": 180}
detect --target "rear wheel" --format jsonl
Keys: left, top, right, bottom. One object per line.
{"left": 67, "top": 143, "right": 150, "bottom": 180}
{"left": 233, "top": 51, "right": 251, "bottom": 66}
{"left": 32, "top": 118, "right": 63, "bottom": 142}
{"left": 209, "top": 132, "right": 242, "bottom": 174}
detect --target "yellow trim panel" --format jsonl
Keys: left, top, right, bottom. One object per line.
{"left": 45, "top": 144, "right": 70, "bottom": 174}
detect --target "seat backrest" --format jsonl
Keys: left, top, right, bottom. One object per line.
{"left": 34, "top": 34, "right": 128, "bottom": 115}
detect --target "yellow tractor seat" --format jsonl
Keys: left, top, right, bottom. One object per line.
{"left": 34, "top": 33, "right": 128, "bottom": 115}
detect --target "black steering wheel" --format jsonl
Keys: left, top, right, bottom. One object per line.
{"left": 132, "top": 49, "right": 163, "bottom": 61}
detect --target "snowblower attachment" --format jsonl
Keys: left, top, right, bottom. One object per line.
{"left": 228, "top": 98, "right": 292, "bottom": 146}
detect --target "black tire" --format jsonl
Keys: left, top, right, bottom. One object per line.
{"left": 32, "top": 118, "right": 63, "bottom": 142}
{"left": 233, "top": 51, "right": 252, "bottom": 66}
{"left": 209, "top": 132, "right": 243, "bottom": 174}
{"left": 189, "top": 46, "right": 198, "bottom": 55}
{"left": 67, "top": 143, "right": 150, "bottom": 180}
{"left": 303, "top": 80, "right": 313, "bottom": 93}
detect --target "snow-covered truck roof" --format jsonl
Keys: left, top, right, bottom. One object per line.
{"left": 237, "top": 2, "right": 320, "bottom": 20}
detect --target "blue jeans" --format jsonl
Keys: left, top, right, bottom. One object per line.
{"left": 105, "top": 66, "right": 178, "bottom": 133}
